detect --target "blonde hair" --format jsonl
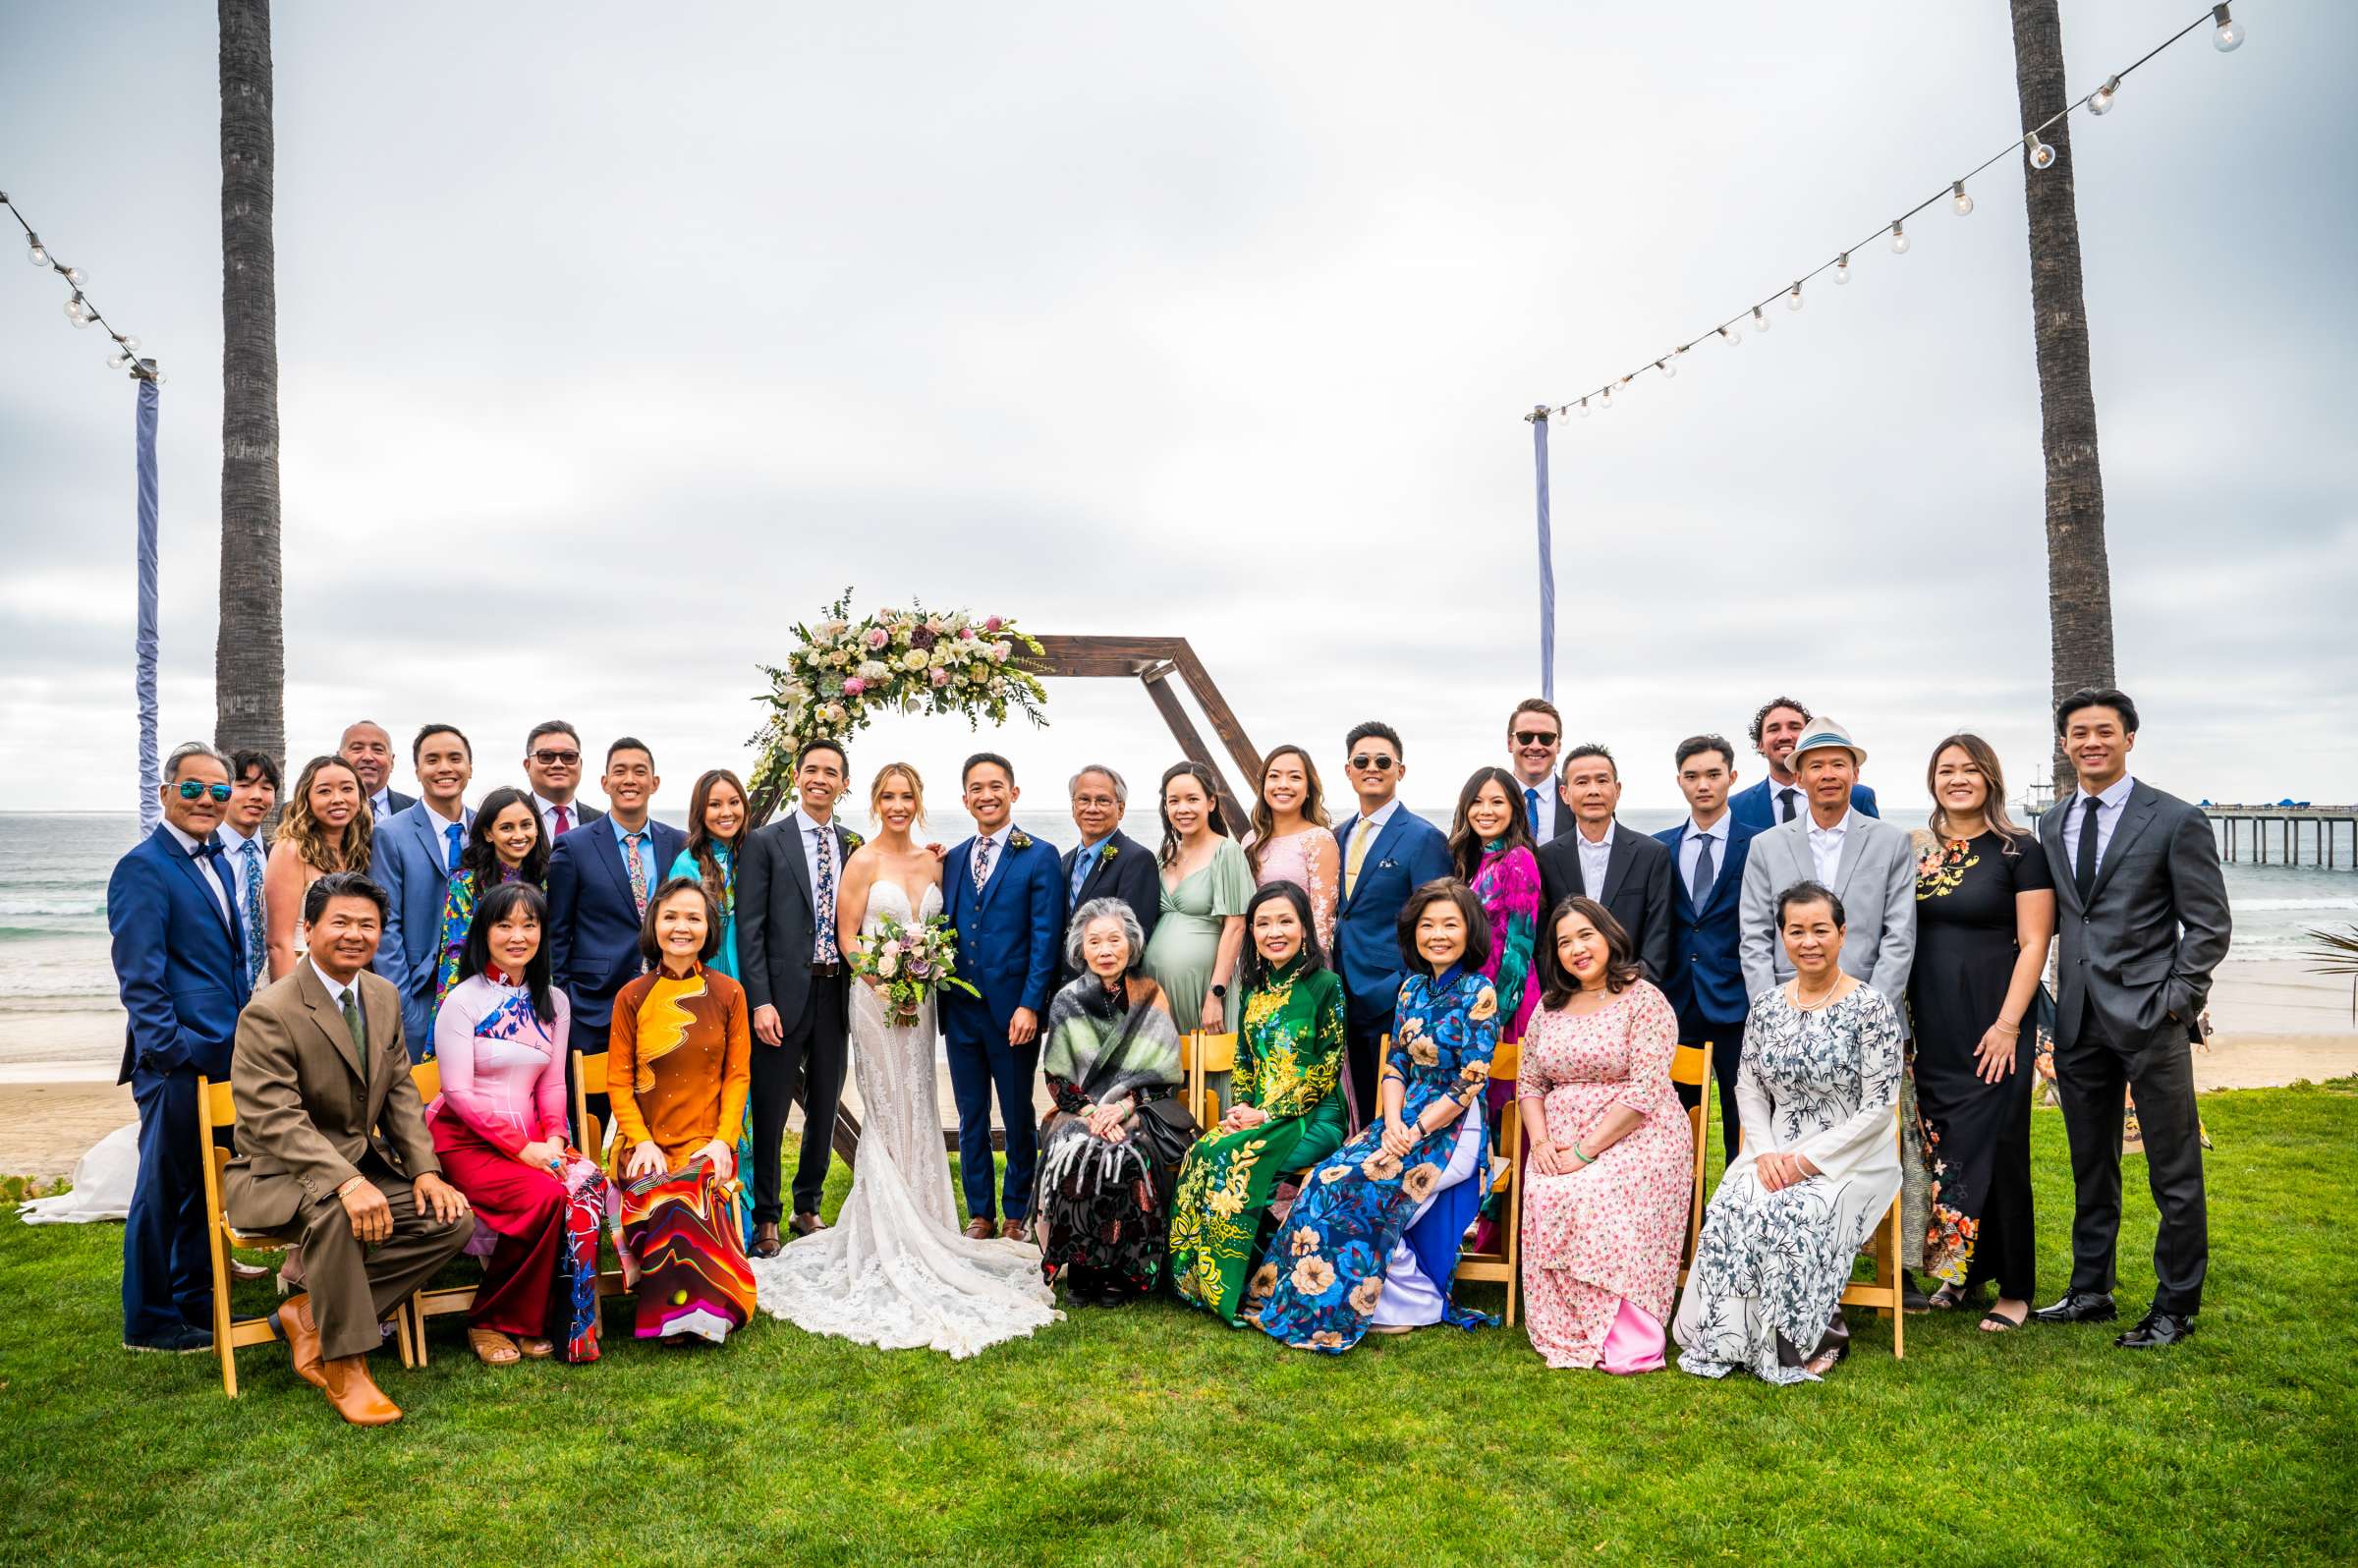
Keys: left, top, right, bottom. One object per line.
{"left": 274, "top": 754, "right": 373, "bottom": 873}
{"left": 869, "top": 761, "right": 926, "bottom": 829}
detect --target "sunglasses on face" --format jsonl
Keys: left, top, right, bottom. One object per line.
{"left": 531, "top": 749, "right": 582, "bottom": 766}
{"left": 1348, "top": 755, "right": 1398, "bottom": 771}
{"left": 176, "top": 782, "right": 233, "bottom": 802}
{"left": 1512, "top": 730, "right": 1558, "bottom": 747}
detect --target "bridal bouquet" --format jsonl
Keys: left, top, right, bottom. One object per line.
{"left": 853, "top": 912, "right": 980, "bottom": 1028}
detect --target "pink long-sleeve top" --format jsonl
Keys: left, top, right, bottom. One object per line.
{"left": 427, "top": 973, "right": 572, "bottom": 1155}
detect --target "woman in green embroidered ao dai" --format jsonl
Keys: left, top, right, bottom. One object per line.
{"left": 1169, "top": 882, "right": 1350, "bottom": 1323}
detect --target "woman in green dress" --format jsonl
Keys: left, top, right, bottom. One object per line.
{"left": 1142, "top": 761, "right": 1254, "bottom": 1035}
{"left": 1168, "top": 879, "right": 1350, "bottom": 1322}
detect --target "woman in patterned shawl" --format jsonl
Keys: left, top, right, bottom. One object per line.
{"left": 1168, "top": 881, "right": 1349, "bottom": 1323}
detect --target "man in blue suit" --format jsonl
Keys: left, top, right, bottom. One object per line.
{"left": 939, "top": 753, "right": 1063, "bottom": 1241}
{"left": 547, "top": 738, "right": 685, "bottom": 1126}
{"left": 1330, "top": 721, "right": 1451, "bottom": 1130}
{"left": 1653, "top": 734, "right": 1760, "bottom": 1160}
{"left": 108, "top": 741, "right": 253, "bottom": 1353}
{"left": 1728, "top": 696, "right": 1879, "bottom": 830}
{"left": 370, "top": 723, "right": 475, "bottom": 1059}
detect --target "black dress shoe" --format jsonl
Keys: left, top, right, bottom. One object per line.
{"left": 124, "top": 1321, "right": 214, "bottom": 1354}
{"left": 2031, "top": 1290, "right": 2117, "bottom": 1325}
{"left": 2115, "top": 1310, "right": 2195, "bottom": 1349}
{"left": 749, "top": 1221, "right": 783, "bottom": 1260}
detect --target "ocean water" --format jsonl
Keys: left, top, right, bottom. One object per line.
{"left": 5, "top": 808, "right": 2351, "bottom": 1009}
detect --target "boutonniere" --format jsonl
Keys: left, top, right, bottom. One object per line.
{"left": 1009, "top": 829, "right": 1034, "bottom": 852}
{"left": 841, "top": 829, "right": 864, "bottom": 851}
{"left": 1098, "top": 842, "right": 1118, "bottom": 863}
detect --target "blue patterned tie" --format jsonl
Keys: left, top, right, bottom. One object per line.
{"left": 444, "top": 820, "right": 466, "bottom": 876}
{"left": 1525, "top": 786, "right": 1542, "bottom": 836}
{"left": 238, "top": 838, "right": 266, "bottom": 983}
{"left": 813, "top": 825, "right": 839, "bottom": 964}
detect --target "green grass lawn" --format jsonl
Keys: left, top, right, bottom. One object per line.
{"left": 4, "top": 1083, "right": 2352, "bottom": 1567}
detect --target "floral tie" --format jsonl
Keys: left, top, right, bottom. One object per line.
{"left": 972, "top": 833, "right": 994, "bottom": 893}
{"left": 814, "top": 825, "right": 839, "bottom": 964}
{"left": 625, "top": 831, "right": 649, "bottom": 917}
{"left": 238, "top": 838, "right": 266, "bottom": 984}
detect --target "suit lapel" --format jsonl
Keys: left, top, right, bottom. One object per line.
{"left": 1600, "top": 825, "right": 1636, "bottom": 905}
{"left": 2088, "top": 786, "right": 2160, "bottom": 906}
{"left": 1346, "top": 813, "right": 1410, "bottom": 913}
{"left": 1830, "top": 817, "right": 1866, "bottom": 901}
{"left": 1703, "top": 820, "right": 1750, "bottom": 919}
{"left": 298, "top": 963, "right": 367, "bottom": 1085}
{"left": 590, "top": 821, "right": 638, "bottom": 909}
{"left": 159, "top": 831, "right": 234, "bottom": 938}
{"left": 778, "top": 813, "right": 815, "bottom": 914}
{"left": 977, "top": 835, "right": 1013, "bottom": 912}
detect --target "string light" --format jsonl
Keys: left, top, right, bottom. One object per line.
{"left": 2, "top": 191, "right": 155, "bottom": 380}
{"left": 1534, "top": 5, "right": 2237, "bottom": 423}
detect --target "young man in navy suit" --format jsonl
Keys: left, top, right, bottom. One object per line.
{"left": 370, "top": 723, "right": 475, "bottom": 1059}
{"left": 108, "top": 742, "right": 254, "bottom": 1353}
{"left": 939, "top": 753, "right": 1064, "bottom": 1240}
{"left": 1056, "top": 763, "right": 1158, "bottom": 984}
{"left": 1653, "top": 734, "right": 1760, "bottom": 1159}
{"left": 546, "top": 738, "right": 685, "bottom": 1126}
{"left": 1329, "top": 721, "right": 1452, "bottom": 1130}
{"left": 1727, "top": 696, "right": 1879, "bottom": 831}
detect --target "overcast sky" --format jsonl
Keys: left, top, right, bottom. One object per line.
{"left": 5, "top": 2, "right": 2350, "bottom": 823}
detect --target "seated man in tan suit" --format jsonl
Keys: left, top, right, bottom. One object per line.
{"left": 226, "top": 871, "right": 475, "bottom": 1425}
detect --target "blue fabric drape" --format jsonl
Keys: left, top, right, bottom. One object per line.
{"left": 135, "top": 371, "right": 161, "bottom": 834}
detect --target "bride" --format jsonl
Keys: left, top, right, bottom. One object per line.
{"left": 750, "top": 760, "right": 1061, "bottom": 1357}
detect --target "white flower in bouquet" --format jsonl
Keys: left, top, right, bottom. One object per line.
{"left": 986, "top": 641, "right": 1011, "bottom": 664}
{"left": 901, "top": 647, "right": 928, "bottom": 672}
{"left": 876, "top": 949, "right": 899, "bottom": 978}
{"left": 857, "top": 658, "right": 891, "bottom": 684}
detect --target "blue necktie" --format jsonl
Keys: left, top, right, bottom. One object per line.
{"left": 238, "top": 838, "right": 266, "bottom": 982}
{"left": 444, "top": 820, "right": 466, "bottom": 876}
{"left": 1525, "top": 787, "right": 1542, "bottom": 836}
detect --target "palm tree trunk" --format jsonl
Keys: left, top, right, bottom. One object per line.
{"left": 2009, "top": 0, "right": 2114, "bottom": 767}
{"left": 215, "top": 0, "right": 284, "bottom": 765}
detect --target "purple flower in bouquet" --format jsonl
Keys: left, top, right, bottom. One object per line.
{"left": 910, "top": 624, "right": 939, "bottom": 651}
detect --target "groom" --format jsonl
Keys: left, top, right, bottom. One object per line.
{"left": 940, "top": 753, "right": 1064, "bottom": 1242}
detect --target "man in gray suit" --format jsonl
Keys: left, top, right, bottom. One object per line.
{"left": 1737, "top": 717, "right": 1916, "bottom": 1021}
{"left": 2031, "top": 689, "right": 2229, "bottom": 1350}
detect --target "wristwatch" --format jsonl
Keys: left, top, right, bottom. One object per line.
{"left": 1209, "top": 983, "right": 1227, "bottom": 1000}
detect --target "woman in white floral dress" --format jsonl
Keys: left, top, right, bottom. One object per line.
{"left": 1673, "top": 880, "right": 1903, "bottom": 1384}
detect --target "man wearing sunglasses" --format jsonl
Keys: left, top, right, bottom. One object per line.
{"left": 107, "top": 741, "right": 254, "bottom": 1354}
{"left": 523, "top": 719, "right": 602, "bottom": 841}
{"left": 1505, "top": 698, "right": 1574, "bottom": 843}
{"left": 1329, "top": 721, "right": 1451, "bottom": 1130}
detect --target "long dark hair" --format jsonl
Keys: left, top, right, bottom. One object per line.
{"left": 1157, "top": 760, "right": 1235, "bottom": 868}
{"left": 1446, "top": 765, "right": 1537, "bottom": 882}
{"left": 1246, "top": 744, "right": 1330, "bottom": 876}
{"left": 684, "top": 767, "right": 750, "bottom": 911}
{"left": 1536, "top": 896, "right": 1642, "bottom": 1009}
{"left": 1240, "top": 880, "right": 1327, "bottom": 992}
{"left": 459, "top": 881, "right": 558, "bottom": 1025}
{"left": 460, "top": 786, "right": 549, "bottom": 891}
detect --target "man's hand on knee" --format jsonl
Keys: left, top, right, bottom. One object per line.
{"left": 336, "top": 1176, "right": 392, "bottom": 1244}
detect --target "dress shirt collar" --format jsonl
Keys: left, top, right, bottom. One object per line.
{"left": 218, "top": 821, "right": 261, "bottom": 855}
{"left": 421, "top": 796, "right": 469, "bottom": 830}
{"left": 608, "top": 813, "right": 652, "bottom": 849}
{"left": 308, "top": 956, "right": 357, "bottom": 1011}
{"left": 1352, "top": 797, "right": 1402, "bottom": 836}
{"left": 1574, "top": 816, "right": 1614, "bottom": 846}
{"left": 2077, "top": 772, "right": 2136, "bottom": 813}
{"left": 1806, "top": 807, "right": 1855, "bottom": 839}
{"left": 161, "top": 819, "right": 209, "bottom": 857}
{"left": 1685, "top": 812, "right": 1727, "bottom": 841}
{"left": 370, "top": 787, "right": 394, "bottom": 817}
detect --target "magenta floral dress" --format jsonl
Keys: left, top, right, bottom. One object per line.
{"left": 1517, "top": 980, "right": 1690, "bottom": 1371}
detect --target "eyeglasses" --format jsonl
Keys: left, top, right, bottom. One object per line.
{"left": 1347, "top": 754, "right": 1398, "bottom": 771}
{"left": 176, "top": 781, "right": 233, "bottom": 802}
{"left": 1511, "top": 730, "right": 1558, "bottom": 747}
{"left": 531, "top": 749, "right": 582, "bottom": 766}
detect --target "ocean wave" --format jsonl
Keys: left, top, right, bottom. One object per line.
{"left": 2233, "top": 897, "right": 2358, "bottom": 914}
{"left": 0, "top": 900, "right": 106, "bottom": 918}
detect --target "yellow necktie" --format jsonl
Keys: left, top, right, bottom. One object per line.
{"left": 1344, "top": 816, "right": 1376, "bottom": 901}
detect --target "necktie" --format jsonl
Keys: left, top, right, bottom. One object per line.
{"left": 1343, "top": 816, "right": 1376, "bottom": 901}
{"left": 625, "top": 831, "right": 649, "bottom": 916}
{"left": 814, "top": 827, "right": 839, "bottom": 964}
{"left": 551, "top": 803, "right": 571, "bottom": 836}
{"left": 2075, "top": 796, "right": 2102, "bottom": 904}
{"left": 1525, "top": 786, "right": 1543, "bottom": 836}
{"left": 1777, "top": 786, "right": 1798, "bottom": 823}
{"left": 340, "top": 987, "right": 369, "bottom": 1089}
{"left": 238, "top": 838, "right": 266, "bottom": 983}
{"left": 972, "top": 834, "right": 995, "bottom": 892}
{"left": 1069, "top": 846, "right": 1094, "bottom": 910}
{"left": 444, "top": 820, "right": 466, "bottom": 876}
{"left": 1690, "top": 830, "right": 1716, "bottom": 907}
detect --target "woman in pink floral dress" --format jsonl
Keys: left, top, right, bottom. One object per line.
{"left": 1246, "top": 744, "right": 1339, "bottom": 958}
{"left": 1516, "top": 897, "right": 1691, "bottom": 1372}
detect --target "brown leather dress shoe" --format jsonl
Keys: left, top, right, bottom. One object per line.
{"left": 750, "top": 1221, "right": 782, "bottom": 1259}
{"left": 963, "top": 1217, "right": 996, "bottom": 1241}
{"left": 269, "top": 1293, "right": 327, "bottom": 1390}
{"left": 319, "top": 1354, "right": 403, "bottom": 1426}
{"left": 999, "top": 1218, "right": 1030, "bottom": 1243}
{"left": 227, "top": 1257, "right": 273, "bottom": 1284}
{"left": 788, "top": 1211, "right": 826, "bottom": 1238}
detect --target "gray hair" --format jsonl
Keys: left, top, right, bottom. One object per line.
{"left": 163, "top": 740, "right": 233, "bottom": 783}
{"left": 1063, "top": 895, "right": 1145, "bottom": 974}
{"left": 1068, "top": 763, "right": 1128, "bottom": 811}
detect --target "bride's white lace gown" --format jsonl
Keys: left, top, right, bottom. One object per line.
{"left": 750, "top": 878, "right": 1062, "bottom": 1357}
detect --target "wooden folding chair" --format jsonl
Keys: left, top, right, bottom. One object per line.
{"left": 1451, "top": 1039, "right": 1523, "bottom": 1328}
{"left": 399, "top": 1059, "right": 481, "bottom": 1364}
{"left": 1673, "top": 1040, "right": 1714, "bottom": 1288}
{"left": 196, "top": 1076, "right": 414, "bottom": 1398}
{"left": 1180, "top": 1032, "right": 1237, "bottom": 1129}
{"left": 1835, "top": 1114, "right": 1908, "bottom": 1360}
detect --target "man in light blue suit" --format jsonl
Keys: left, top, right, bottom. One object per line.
{"left": 370, "top": 724, "right": 475, "bottom": 1059}
{"left": 1728, "top": 695, "right": 1880, "bottom": 831}
{"left": 1329, "top": 721, "right": 1451, "bottom": 1130}
{"left": 1653, "top": 734, "right": 1761, "bottom": 1160}
{"left": 940, "top": 753, "right": 1065, "bottom": 1240}
{"left": 108, "top": 742, "right": 253, "bottom": 1353}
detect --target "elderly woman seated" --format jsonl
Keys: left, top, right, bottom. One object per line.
{"left": 1035, "top": 897, "right": 1190, "bottom": 1308}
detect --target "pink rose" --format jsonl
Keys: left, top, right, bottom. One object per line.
{"left": 842, "top": 677, "right": 866, "bottom": 696}
{"left": 864, "top": 627, "right": 890, "bottom": 650}
{"left": 929, "top": 668, "right": 950, "bottom": 687}
{"left": 957, "top": 627, "right": 976, "bottom": 642}
{"left": 983, "top": 615, "right": 1004, "bottom": 632}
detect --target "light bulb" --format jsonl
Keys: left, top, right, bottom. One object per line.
{"left": 1888, "top": 222, "right": 1909, "bottom": 254}
{"left": 65, "top": 295, "right": 90, "bottom": 326}
{"left": 1600, "top": 386, "right": 1613, "bottom": 411}
{"left": 1834, "top": 252, "right": 1851, "bottom": 285}
{"left": 1751, "top": 306, "right": 1769, "bottom": 334}
{"left": 1951, "top": 181, "right": 1974, "bottom": 216}
{"left": 64, "top": 265, "right": 84, "bottom": 285}
{"left": 1660, "top": 355, "right": 1678, "bottom": 379}
{"left": 1720, "top": 324, "right": 1741, "bottom": 347}
{"left": 108, "top": 351, "right": 131, "bottom": 369}
{"left": 120, "top": 335, "right": 139, "bottom": 351}
{"left": 1786, "top": 284, "right": 1804, "bottom": 311}
{"left": 2213, "top": 5, "right": 2244, "bottom": 50}
{"left": 2090, "top": 75, "right": 2120, "bottom": 114}
{"left": 1576, "top": 397, "right": 1590, "bottom": 417}
{"left": 26, "top": 234, "right": 47, "bottom": 267}
{"left": 2026, "top": 132, "right": 2056, "bottom": 170}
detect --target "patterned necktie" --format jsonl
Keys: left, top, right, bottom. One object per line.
{"left": 813, "top": 826, "right": 839, "bottom": 963}
{"left": 238, "top": 838, "right": 266, "bottom": 983}
{"left": 1525, "top": 787, "right": 1542, "bottom": 836}
{"left": 444, "top": 820, "right": 466, "bottom": 876}
{"left": 625, "top": 831, "right": 649, "bottom": 916}
{"left": 1343, "top": 816, "right": 1376, "bottom": 901}
{"left": 340, "top": 987, "right": 369, "bottom": 1090}
{"left": 551, "top": 803, "right": 571, "bottom": 836}
{"left": 1777, "top": 786, "right": 1798, "bottom": 823}
{"left": 972, "top": 833, "right": 995, "bottom": 892}
{"left": 2075, "top": 796, "right": 2102, "bottom": 904}
{"left": 1690, "top": 829, "right": 1716, "bottom": 907}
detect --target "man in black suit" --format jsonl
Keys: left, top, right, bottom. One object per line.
{"left": 522, "top": 718, "right": 604, "bottom": 841}
{"left": 1536, "top": 743, "right": 1673, "bottom": 982}
{"left": 1057, "top": 764, "right": 1158, "bottom": 983}
{"left": 2033, "top": 688, "right": 2230, "bottom": 1349}
{"left": 736, "top": 741, "right": 857, "bottom": 1256}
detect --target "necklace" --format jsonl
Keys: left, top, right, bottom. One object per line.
{"left": 1792, "top": 975, "right": 1843, "bottom": 1011}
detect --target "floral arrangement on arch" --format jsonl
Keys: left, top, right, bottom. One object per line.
{"left": 750, "top": 589, "right": 1047, "bottom": 793}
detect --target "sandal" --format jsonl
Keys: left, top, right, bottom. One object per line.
{"left": 516, "top": 1337, "right": 557, "bottom": 1360}
{"left": 1979, "top": 1303, "right": 2029, "bottom": 1333}
{"left": 1803, "top": 1341, "right": 1849, "bottom": 1377}
{"left": 1928, "top": 1282, "right": 1971, "bottom": 1311}
{"left": 469, "top": 1327, "right": 521, "bottom": 1366}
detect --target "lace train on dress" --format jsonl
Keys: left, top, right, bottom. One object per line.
{"left": 750, "top": 880, "right": 1062, "bottom": 1358}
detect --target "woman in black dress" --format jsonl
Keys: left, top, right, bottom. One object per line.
{"left": 1909, "top": 734, "right": 2055, "bottom": 1331}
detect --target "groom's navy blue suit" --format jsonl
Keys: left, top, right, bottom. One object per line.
{"left": 940, "top": 827, "right": 1064, "bottom": 1224}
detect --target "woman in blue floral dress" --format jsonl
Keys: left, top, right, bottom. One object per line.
{"left": 1256, "top": 879, "right": 1500, "bottom": 1353}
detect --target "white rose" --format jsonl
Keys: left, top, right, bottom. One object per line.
{"left": 902, "top": 648, "right": 928, "bottom": 671}
{"left": 876, "top": 950, "right": 899, "bottom": 978}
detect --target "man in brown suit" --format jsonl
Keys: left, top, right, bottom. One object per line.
{"left": 225, "top": 871, "right": 474, "bottom": 1425}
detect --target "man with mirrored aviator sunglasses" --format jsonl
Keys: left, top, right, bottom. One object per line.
{"left": 108, "top": 741, "right": 255, "bottom": 1354}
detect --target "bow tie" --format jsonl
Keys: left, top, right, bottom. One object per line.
{"left": 190, "top": 839, "right": 226, "bottom": 861}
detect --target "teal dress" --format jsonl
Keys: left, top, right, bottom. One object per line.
{"left": 667, "top": 844, "right": 739, "bottom": 980}
{"left": 1143, "top": 837, "right": 1255, "bottom": 1033}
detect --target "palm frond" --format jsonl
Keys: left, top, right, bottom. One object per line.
{"left": 2305, "top": 925, "right": 2358, "bottom": 977}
